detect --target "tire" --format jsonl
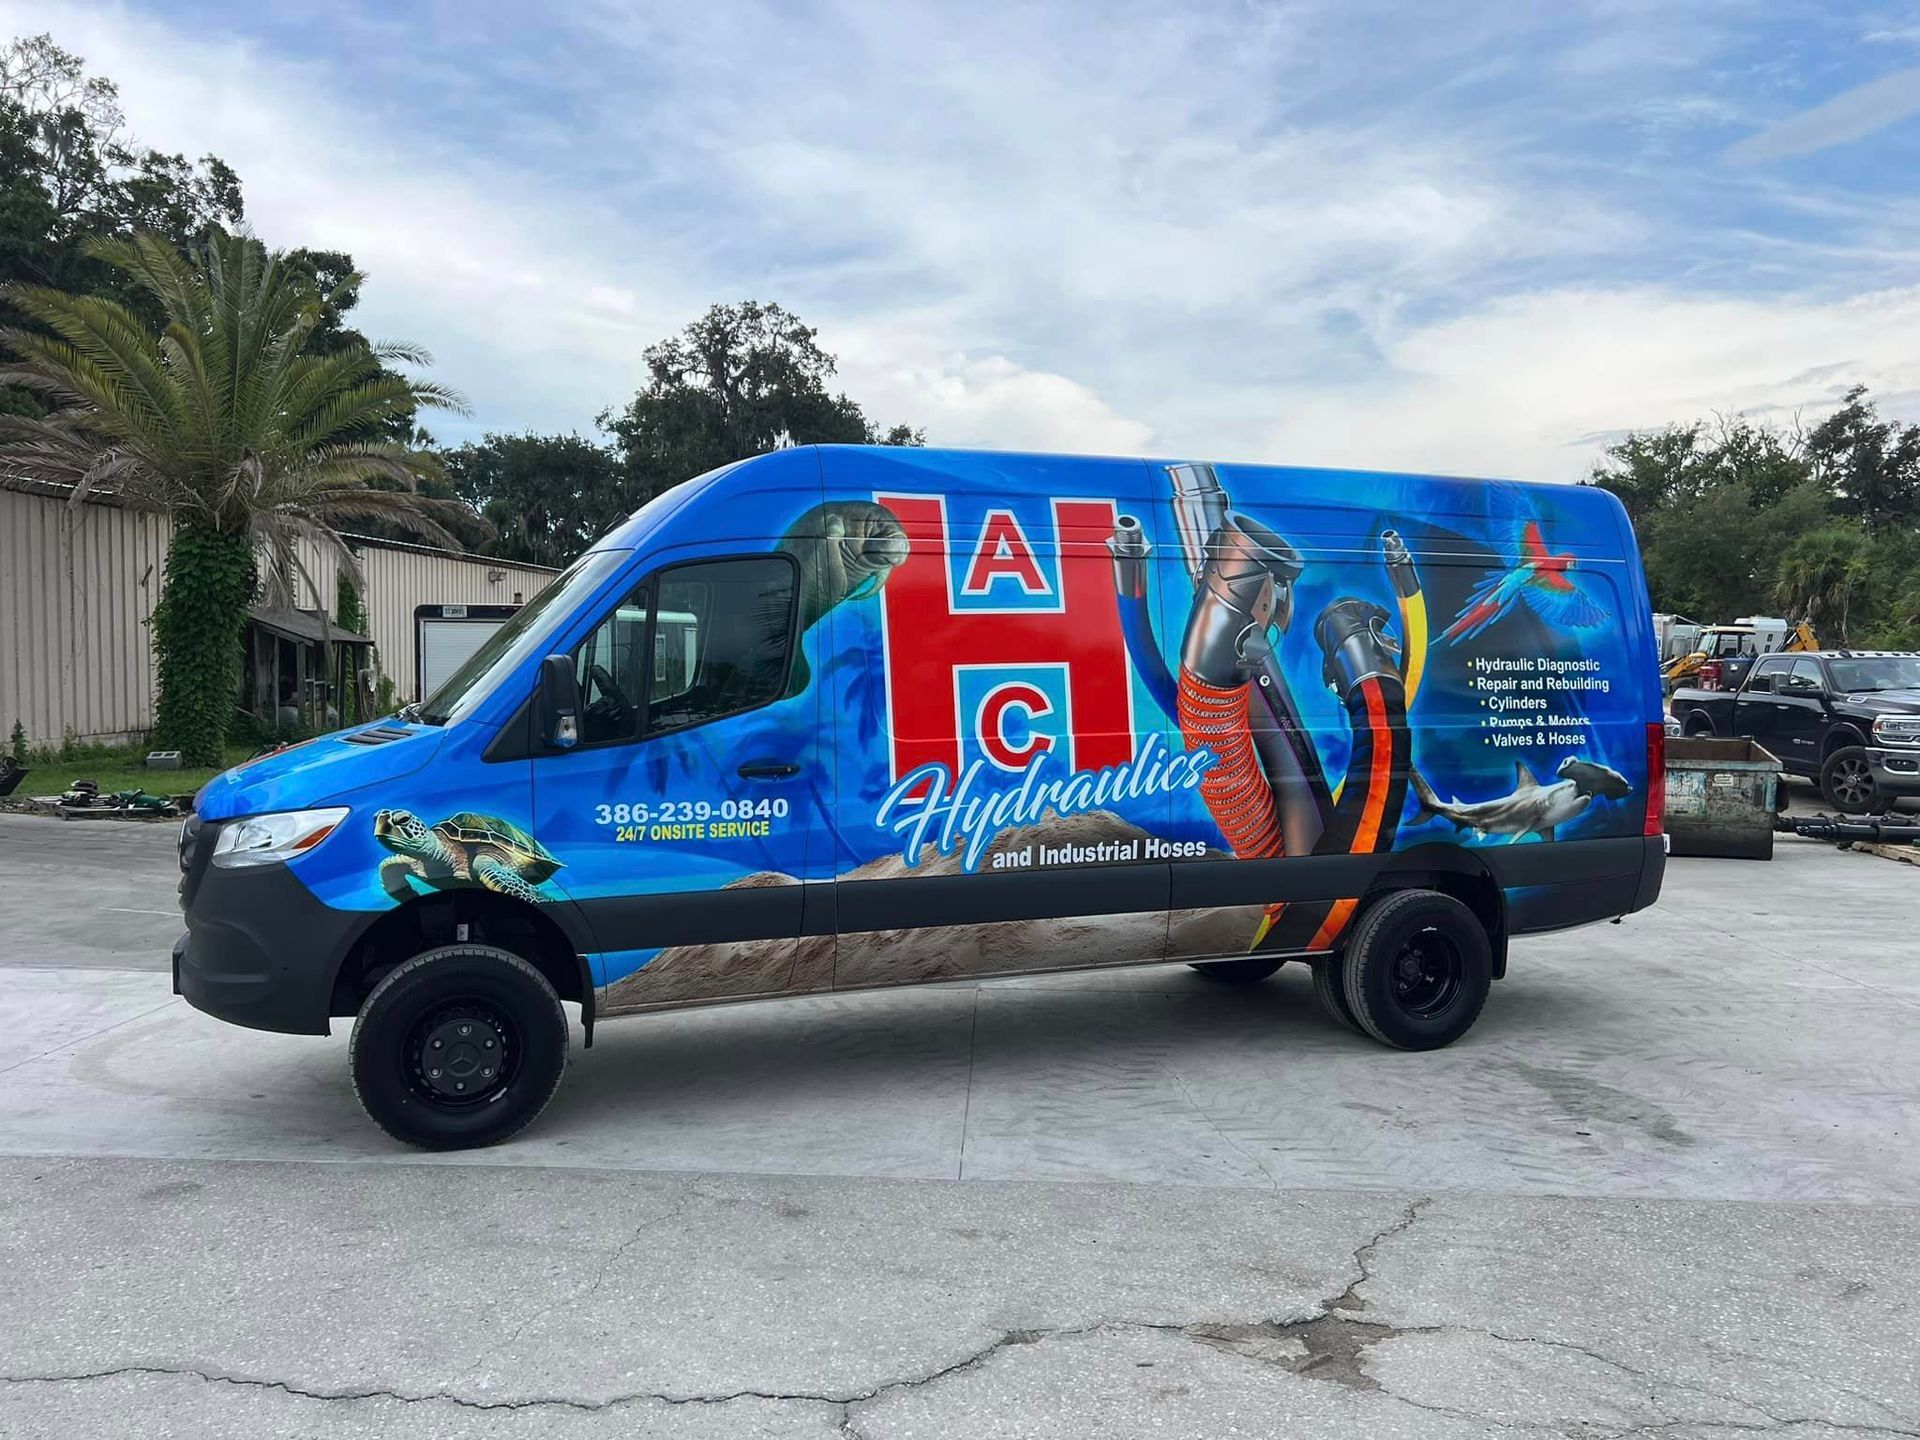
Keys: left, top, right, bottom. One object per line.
{"left": 1189, "top": 956, "right": 1285, "bottom": 984}
{"left": 1820, "top": 746, "right": 1879, "bottom": 814}
{"left": 1341, "top": 890, "right": 1492, "bottom": 1052}
{"left": 1310, "top": 956, "right": 1364, "bottom": 1035}
{"left": 350, "top": 944, "right": 568, "bottom": 1151}
{"left": 1682, "top": 712, "right": 1714, "bottom": 737}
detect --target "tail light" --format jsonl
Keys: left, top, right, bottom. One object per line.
{"left": 1644, "top": 722, "right": 1665, "bottom": 836}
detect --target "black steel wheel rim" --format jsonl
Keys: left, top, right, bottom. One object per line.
{"left": 1391, "top": 926, "right": 1463, "bottom": 1018}
{"left": 1832, "top": 758, "right": 1873, "bottom": 806}
{"left": 405, "top": 1000, "right": 517, "bottom": 1110}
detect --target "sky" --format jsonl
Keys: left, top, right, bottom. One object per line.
{"left": 8, "top": 0, "right": 1920, "bottom": 481}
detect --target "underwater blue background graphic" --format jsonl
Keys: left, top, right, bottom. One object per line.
{"left": 219, "top": 447, "right": 1658, "bottom": 986}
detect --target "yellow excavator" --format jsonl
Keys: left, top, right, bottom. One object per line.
{"left": 1662, "top": 618, "right": 1818, "bottom": 691}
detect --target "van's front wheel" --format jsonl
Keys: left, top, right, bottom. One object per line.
{"left": 350, "top": 945, "right": 568, "bottom": 1150}
{"left": 1341, "top": 890, "right": 1491, "bottom": 1051}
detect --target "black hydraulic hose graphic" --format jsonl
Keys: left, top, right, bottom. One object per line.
{"left": 1254, "top": 598, "right": 1411, "bottom": 954}
{"left": 1168, "top": 463, "right": 1333, "bottom": 854}
{"left": 1108, "top": 515, "right": 1178, "bottom": 720}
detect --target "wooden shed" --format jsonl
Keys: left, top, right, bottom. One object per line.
{"left": 243, "top": 605, "right": 375, "bottom": 735}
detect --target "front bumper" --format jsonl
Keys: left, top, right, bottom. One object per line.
{"left": 174, "top": 842, "right": 367, "bottom": 1036}
{"left": 1866, "top": 746, "right": 1920, "bottom": 798}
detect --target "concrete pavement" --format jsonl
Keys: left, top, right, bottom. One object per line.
{"left": 2, "top": 1160, "right": 1914, "bottom": 1438}
{"left": 0, "top": 812, "right": 1916, "bottom": 1436}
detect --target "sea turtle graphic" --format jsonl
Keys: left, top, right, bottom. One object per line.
{"left": 372, "top": 808, "right": 561, "bottom": 903}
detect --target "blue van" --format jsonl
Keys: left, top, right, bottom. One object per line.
{"left": 176, "top": 447, "right": 1667, "bottom": 1148}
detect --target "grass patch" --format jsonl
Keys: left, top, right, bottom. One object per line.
{"left": 15, "top": 743, "right": 257, "bottom": 800}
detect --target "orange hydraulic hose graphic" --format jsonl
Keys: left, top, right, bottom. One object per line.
{"left": 1178, "top": 672, "right": 1282, "bottom": 859}
{"left": 1301, "top": 677, "right": 1394, "bottom": 950}
{"left": 1346, "top": 678, "right": 1395, "bottom": 854}
{"left": 1174, "top": 510, "right": 1307, "bottom": 863}
{"left": 1253, "top": 604, "right": 1412, "bottom": 954}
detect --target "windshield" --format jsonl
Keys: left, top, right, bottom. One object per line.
{"left": 417, "top": 550, "right": 628, "bottom": 725}
{"left": 1825, "top": 655, "right": 1920, "bottom": 694}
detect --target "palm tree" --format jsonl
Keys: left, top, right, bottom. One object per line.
{"left": 1773, "top": 526, "right": 1871, "bottom": 644}
{"left": 0, "top": 231, "right": 469, "bottom": 762}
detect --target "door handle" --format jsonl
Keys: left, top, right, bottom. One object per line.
{"left": 737, "top": 760, "right": 801, "bottom": 780}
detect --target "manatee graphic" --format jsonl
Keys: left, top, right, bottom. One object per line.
{"left": 777, "top": 500, "right": 909, "bottom": 687}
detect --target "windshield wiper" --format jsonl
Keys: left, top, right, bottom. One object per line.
{"left": 397, "top": 701, "right": 424, "bottom": 723}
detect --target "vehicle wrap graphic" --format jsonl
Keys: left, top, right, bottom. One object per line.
{"left": 203, "top": 446, "right": 1653, "bottom": 1006}
{"left": 373, "top": 808, "right": 562, "bottom": 903}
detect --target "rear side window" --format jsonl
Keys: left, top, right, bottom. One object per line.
{"left": 1747, "top": 657, "right": 1790, "bottom": 693}
{"left": 571, "top": 555, "right": 798, "bottom": 746}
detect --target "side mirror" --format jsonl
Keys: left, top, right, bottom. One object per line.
{"left": 539, "top": 654, "right": 580, "bottom": 749}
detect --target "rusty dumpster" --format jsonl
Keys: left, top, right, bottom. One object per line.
{"left": 1664, "top": 737, "right": 1782, "bottom": 860}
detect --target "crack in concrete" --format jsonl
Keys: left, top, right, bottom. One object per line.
{"left": 460, "top": 1196, "right": 692, "bottom": 1380}
{"left": 0, "top": 998, "right": 183, "bottom": 1080}
{"left": 8, "top": 1197, "right": 1914, "bottom": 1439}
{"left": 1597, "top": 1421, "right": 1920, "bottom": 1439}
{"left": 1327, "top": 1195, "right": 1431, "bottom": 1315}
{"left": 0, "top": 1364, "right": 860, "bottom": 1414}
{"left": 0, "top": 1328, "right": 1087, "bottom": 1418}
{"left": 0, "top": 1201, "right": 1440, "bottom": 1419}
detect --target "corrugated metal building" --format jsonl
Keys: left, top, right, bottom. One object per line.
{"left": 1, "top": 487, "right": 557, "bottom": 747}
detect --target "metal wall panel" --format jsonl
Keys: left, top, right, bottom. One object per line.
{"left": 2, "top": 490, "right": 559, "bottom": 744}
{"left": 1, "top": 489, "right": 170, "bottom": 747}
{"left": 288, "top": 536, "right": 558, "bottom": 701}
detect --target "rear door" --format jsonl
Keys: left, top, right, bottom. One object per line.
{"left": 1772, "top": 657, "right": 1830, "bottom": 771}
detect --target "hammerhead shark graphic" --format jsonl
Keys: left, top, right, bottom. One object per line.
{"left": 1411, "top": 757, "right": 1631, "bottom": 842}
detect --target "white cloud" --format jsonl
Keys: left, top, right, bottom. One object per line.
{"left": 3, "top": 0, "right": 1180, "bottom": 452}
{"left": 0, "top": 1, "right": 714, "bottom": 438}
{"left": 1266, "top": 286, "right": 1920, "bottom": 481}
{"left": 832, "top": 330, "right": 1156, "bottom": 454}
{"left": 1727, "top": 65, "right": 1920, "bottom": 162}
{"left": 7, "top": 0, "right": 1920, "bottom": 490}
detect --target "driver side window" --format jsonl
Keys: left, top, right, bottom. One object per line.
{"left": 571, "top": 555, "right": 798, "bottom": 747}
{"left": 573, "top": 585, "right": 654, "bottom": 745}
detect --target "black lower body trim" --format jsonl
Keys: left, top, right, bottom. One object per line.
{"left": 178, "top": 862, "right": 370, "bottom": 1035}
{"left": 838, "top": 862, "right": 1169, "bottom": 933}
{"left": 574, "top": 833, "right": 1663, "bottom": 954}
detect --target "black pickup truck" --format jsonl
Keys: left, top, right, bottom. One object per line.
{"left": 1670, "top": 650, "right": 1920, "bottom": 812}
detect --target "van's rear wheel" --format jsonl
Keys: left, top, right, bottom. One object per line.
{"left": 1310, "top": 956, "right": 1364, "bottom": 1035}
{"left": 1189, "top": 956, "right": 1284, "bottom": 983}
{"left": 1341, "top": 890, "right": 1491, "bottom": 1051}
{"left": 350, "top": 945, "right": 567, "bottom": 1150}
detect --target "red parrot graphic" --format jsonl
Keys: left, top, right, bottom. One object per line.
{"left": 1442, "top": 519, "right": 1609, "bottom": 644}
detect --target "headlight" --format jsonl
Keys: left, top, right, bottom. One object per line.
{"left": 1872, "top": 715, "right": 1920, "bottom": 746}
{"left": 210, "top": 807, "right": 349, "bottom": 868}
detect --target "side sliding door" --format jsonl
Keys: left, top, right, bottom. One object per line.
{"left": 813, "top": 447, "right": 1184, "bottom": 990}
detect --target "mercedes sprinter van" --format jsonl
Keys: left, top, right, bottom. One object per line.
{"left": 176, "top": 447, "right": 1666, "bottom": 1148}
